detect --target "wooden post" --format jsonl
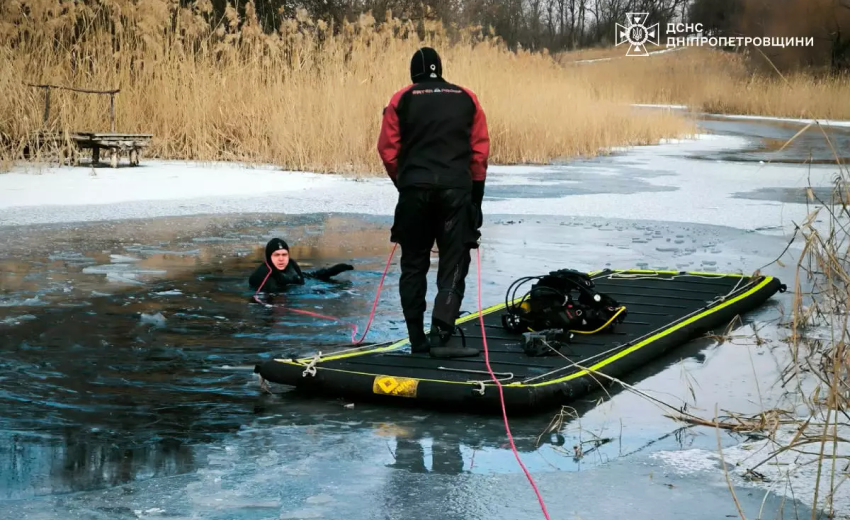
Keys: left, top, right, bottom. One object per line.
{"left": 42, "top": 87, "right": 50, "bottom": 127}
{"left": 109, "top": 93, "right": 116, "bottom": 133}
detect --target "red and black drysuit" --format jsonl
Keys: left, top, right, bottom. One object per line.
{"left": 377, "top": 47, "right": 490, "bottom": 352}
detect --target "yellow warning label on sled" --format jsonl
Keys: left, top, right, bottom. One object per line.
{"left": 372, "top": 375, "right": 419, "bottom": 398}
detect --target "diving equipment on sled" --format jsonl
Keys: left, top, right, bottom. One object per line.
{"left": 522, "top": 329, "right": 571, "bottom": 357}
{"left": 502, "top": 269, "right": 627, "bottom": 336}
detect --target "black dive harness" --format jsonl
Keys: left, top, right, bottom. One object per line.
{"left": 500, "top": 269, "right": 627, "bottom": 357}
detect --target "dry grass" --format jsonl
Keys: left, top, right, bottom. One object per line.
{"left": 661, "top": 117, "right": 850, "bottom": 516}
{"left": 775, "top": 159, "right": 850, "bottom": 518}
{"left": 565, "top": 45, "right": 850, "bottom": 120}
{"left": 0, "top": 0, "right": 694, "bottom": 173}
{"left": 3, "top": 1, "right": 847, "bottom": 176}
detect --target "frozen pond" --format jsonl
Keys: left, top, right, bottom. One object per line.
{"left": 1, "top": 114, "right": 846, "bottom": 519}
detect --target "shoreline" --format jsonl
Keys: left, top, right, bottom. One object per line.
{"left": 0, "top": 132, "right": 837, "bottom": 233}
{"left": 631, "top": 104, "right": 850, "bottom": 128}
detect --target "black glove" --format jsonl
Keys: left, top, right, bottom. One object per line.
{"left": 328, "top": 263, "right": 354, "bottom": 276}
{"left": 472, "top": 180, "right": 485, "bottom": 207}
{"left": 472, "top": 180, "right": 485, "bottom": 229}
{"left": 313, "top": 263, "right": 354, "bottom": 280}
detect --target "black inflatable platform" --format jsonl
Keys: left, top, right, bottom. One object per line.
{"left": 255, "top": 269, "right": 784, "bottom": 414}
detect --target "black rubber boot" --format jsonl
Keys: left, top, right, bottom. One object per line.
{"left": 406, "top": 314, "right": 429, "bottom": 354}
{"left": 427, "top": 317, "right": 454, "bottom": 348}
{"left": 428, "top": 318, "right": 479, "bottom": 358}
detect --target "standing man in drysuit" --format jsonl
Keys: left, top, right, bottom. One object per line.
{"left": 377, "top": 47, "right": 490, "bottom": 357}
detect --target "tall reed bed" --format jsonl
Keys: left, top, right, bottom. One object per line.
{"left": 565, "top": 46, "right": 850, "bottom": 120}
{"left": 0, "top": 0, "right": 694, "bottom": 173}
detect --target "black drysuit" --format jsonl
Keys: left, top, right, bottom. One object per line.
{"left": 377, "top": 47, "right": 490, "bottom": 348}
{"left": 248, "top": 238, "right": 353, "bottom": 293}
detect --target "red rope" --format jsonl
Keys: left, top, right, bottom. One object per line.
{"left": 254, "top": 244, "right": 397, "bottom": 345}
{"left": 476, "top": 246, "right": 551, "bottom": 520}
{"left": 255, "top": 242, "right": 550, "bottom": 519}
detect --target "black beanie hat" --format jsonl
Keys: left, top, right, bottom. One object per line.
{"left": 410, "top": 47, "right": 442, "bottom": 83}
{"left": 264, "top": 238, "right": 289, "bottom": 270}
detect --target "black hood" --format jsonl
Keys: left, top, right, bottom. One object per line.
{"left": 410, "top": 47, "right": 442, "bottom": 83}
{"left": 264, "top": 238, "right": 289, "bottom": 271}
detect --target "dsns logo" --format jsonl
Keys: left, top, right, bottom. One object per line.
{"left": 615, "top": 12, "right": 659, "bottom": 56}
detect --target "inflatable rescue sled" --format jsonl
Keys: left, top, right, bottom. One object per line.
{"left": 254, "top": 268, "right": 785, "bottom": 414}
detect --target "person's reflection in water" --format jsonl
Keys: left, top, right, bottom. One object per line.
{"left": 388, "top": 432, "right": 466, "bottom": 475}
{"left": 378, "top": 422, "right": 470, "bottom": 520}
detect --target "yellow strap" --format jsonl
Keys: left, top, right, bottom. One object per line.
{"left": 570, "top": 306, "right": 626, "bottom": 335}
{"left": 525, "top": 305, "right": 626, "bottom": 335}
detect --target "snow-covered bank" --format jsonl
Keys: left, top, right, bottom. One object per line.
{"left": 0, "top": 133, "right": 838, "bottom": 234}
{"left": 0, "top": 161, "right": 338, "bottom": 207}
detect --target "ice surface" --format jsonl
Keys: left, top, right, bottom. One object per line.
{"left": 652, "top": 421, "right": 850, "bottom": 517}
{"left": 1, "top": 118, "right": 845, "bottom": 518}
{"left": 0, "top": 133, "right": 838, "bottom": 237}
{"left": 81, "top": 264, "right": 168, "bottom": 286}
{"left": 703, "top": 112, "right": 850, "bottom": 128}
{"left": 631, "top": 104, "right": 850, "bottom": 129}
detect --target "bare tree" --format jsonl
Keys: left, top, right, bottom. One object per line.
{"left": 567, "top": 0, "right": 576, "bottom": 48}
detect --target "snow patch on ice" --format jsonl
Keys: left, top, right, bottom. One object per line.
{"left": 650, "top": 448, "right": 721, "bottom": 475}
{"left": 0, "top": 314, "right": 37, "bottom": 327}
{"left": 82, "top": 264, "right": 167, "bottom": 276}
{"left": 153, "top": 290, "right": 183, "bottom": 296}
{"left": 652, "top": 422, "right": 850, "bottom": 517}
{"left": 139, "top": 312, "right": 167, "bottom": 327}
{"left": 0, "top": 296, "right": 47, "bottom": 307}
{"left": 110, "top": 254, "right": 141, "bottom": 263}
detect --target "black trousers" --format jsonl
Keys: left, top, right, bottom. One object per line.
{"left": 391, "top": 187, "right": 481, "bottom": 329}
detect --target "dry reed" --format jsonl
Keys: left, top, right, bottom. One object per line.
{"left": 0, "top": 0, "right": 694, "bottom": 173}
{"left": 568, "top": 46, "right": 850, "bottom": 120}
{"left": 773, "top": 157, "right": 850, "bottom": 519}
{"left": 657, "top": 113, "right": 850, "bottom": 517}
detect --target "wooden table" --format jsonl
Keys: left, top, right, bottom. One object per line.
{"left": 31, "top": 131, "right": 153, "bottom": 167}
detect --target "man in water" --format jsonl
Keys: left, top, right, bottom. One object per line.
{"left": 249, "top": 238, "right": 354, "bottom": 293}
{"left": 377, "top": 47, "right": 490, "bottom": 357}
